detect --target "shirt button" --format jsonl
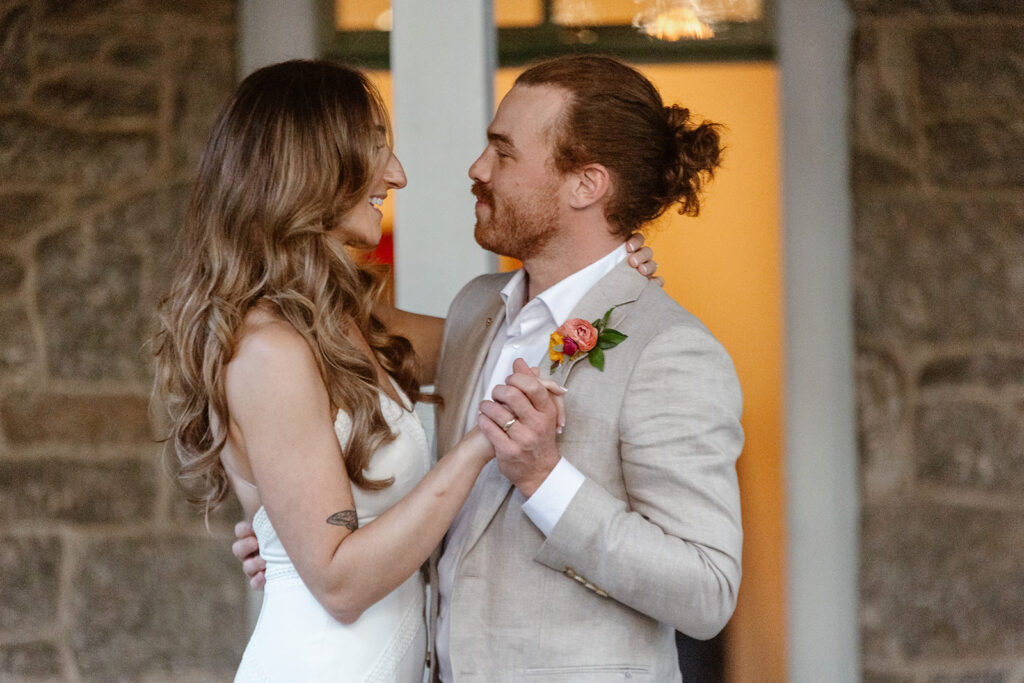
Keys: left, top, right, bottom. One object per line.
{"left": 512, "top": 342, "right": 520, "bottom": 349}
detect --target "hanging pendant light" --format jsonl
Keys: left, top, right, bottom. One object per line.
{"left": 632, "top": 0, "right": 762, "bottom": 41}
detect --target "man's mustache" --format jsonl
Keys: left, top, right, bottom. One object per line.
{"left": 471, "top": 181, "right": 493, "bottom": 204}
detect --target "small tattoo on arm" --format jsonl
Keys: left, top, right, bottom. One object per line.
{"left": 326, "top": 509, "right": 358, "bottom": 531}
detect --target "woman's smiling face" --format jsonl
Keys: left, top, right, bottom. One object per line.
{"left": 332, "top": 143, "right": 407, "bottom": 249}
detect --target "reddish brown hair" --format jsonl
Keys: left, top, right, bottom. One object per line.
{"left": 516, "top": 54, "right": 723, "bottom": 237}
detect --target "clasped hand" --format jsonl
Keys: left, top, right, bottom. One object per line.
{"left": 477, "top": 358, "right": 566, "bottom": 499}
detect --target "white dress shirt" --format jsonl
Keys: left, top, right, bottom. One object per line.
{"left": 436, "top": 244, "right": 628, "bottom": 682}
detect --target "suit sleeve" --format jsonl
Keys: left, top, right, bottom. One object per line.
{"left": 532, "top": 322, "right": 744, "bottom": 639}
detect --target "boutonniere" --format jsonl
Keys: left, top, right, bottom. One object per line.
{"left": 548, "top": 307, "right": 628, "bottom": 373}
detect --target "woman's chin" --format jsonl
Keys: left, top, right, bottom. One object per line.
{"left": 330, "top": 229, "right": 381, "bottom": 251}
{"left": 344, "top": 234, "right": 382, "bottom": 251}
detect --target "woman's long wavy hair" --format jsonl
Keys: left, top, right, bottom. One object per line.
{"left": 153, "top": 60, "right": 423, "bottom": 515}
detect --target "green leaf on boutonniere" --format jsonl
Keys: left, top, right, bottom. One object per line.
{"left": 598, "top": 329, "right": 627, "bottom": 349}
{"left": 581, "top": 306, "right": 628, "bottom": 371}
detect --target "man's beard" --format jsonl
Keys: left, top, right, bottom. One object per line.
{"left": 472, "top": 180, "right": 558, "bottom": 261}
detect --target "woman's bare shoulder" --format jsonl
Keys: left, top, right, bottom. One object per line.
{"left": 228, "top": 305, "right": 321, "bottom": 394}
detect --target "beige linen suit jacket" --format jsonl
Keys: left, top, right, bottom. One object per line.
{"left": 433, "top": 258, "right": 743, "bottom": 682}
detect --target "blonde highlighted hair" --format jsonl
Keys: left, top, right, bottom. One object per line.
{"left": 153, "top": 60, "right": 421, "bottom": 514}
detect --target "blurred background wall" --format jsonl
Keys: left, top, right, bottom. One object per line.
{"left": 0, "top": 0, "right": 1022, "bottom": 681}
{"left": 0, "top": 2, "right": 246, "bottom": 680}
{"left": 851, "top": 2, "right": 1024, "bottom": 680}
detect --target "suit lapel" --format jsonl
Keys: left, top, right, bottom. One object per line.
{"left": 461, "top": 259, "right": 649, "bottom": 557}
{"left": 437, "top": 294, "right": 506, "bottom": 457}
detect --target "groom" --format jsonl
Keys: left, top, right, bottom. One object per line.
{"left": 431, "top": 55, "right": 743, "bottom": 682}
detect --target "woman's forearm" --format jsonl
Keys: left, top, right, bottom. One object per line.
{"left": 309, "top": 430, "right": 490, "bottom": 623}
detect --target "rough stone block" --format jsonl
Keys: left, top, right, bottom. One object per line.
{"left": 68, "top": 535, "right": 246, "bottom": 681}
{"left": 36, "top": 225, "right": 149, "bottom": 381}
{"left": 106, "top": 38, "right": 162, "bottom": 69}
{"left": 861, "top": 504, "right": 1024, "bottom": 660}
{"left": 850, "top": 0, "right": 945, "bottom": 13}
{"left": 139, "top": 0, "right": 233, "bottom": 21}
{"left": 925, "top": 119, "right": 1024, "bottom": 188}
{"left": 852, "top": 25, "right": 918, "bottom": 165}
{"left": 0, "top": 302, "right": 37, "bottom": 375}
{"left": 0, "top": 253, "right": 25, "bottom": 294}
{"left": 920, "top": 353, "right": 1024, "bottom": 389}
{"left": 855, "top": 199, "right": 1024, "bottom": 340}
{"left": 32, "top": 72, "right": 159, "bottom": 121}
{"left": 948, "top": 0, "right": 1024, "bottom": 13}
{"left": 0, "top": 457, "right": 156, "bottom": 523}
{"left": 0, "top": 641, "right": 62, "bottom": 679}
{"left": 864, "top": 671, "right": 914, "bottom": 683}
{"left": 0, "top": 3, "right": 30, "bottom": 103}
{"left": 95, "top": 184, "right": 189, "bottom": 296}
{"left": 171, "top": 35, "right": 235, "bottom": 172}
{"left": 931, "top": 671, "right": 1012, "bottom": 683}
{"left": 917, "top": 26, "right": 1024, "bottom": 117}
{"left": 41, "top": 0, "right": 123, "bottom": 20}
{"left": 914, "top": 400, "right": 1024, "bottom": 492}
{"left": 852, "top": 149, "right": 918, "bottom": 189}
{"left": 0, "top": 536, "right": 61, "bottom": 631}
{"left": 0, "top": 192, "right": 58, "bottom": 240}
{"left": 857, "top": 349, "right": 912, "bottom": 499}
{"left": 0, "top": 114, "right": 158, "bottom": 188}
{"left": 169, "top": 477, "right": 245, "bottom": 532}
{"left": 34, "top": 29, "right": 102, "bottom": 68}
{"left": 0, "top": 392, "right": 151, "bottom": 445}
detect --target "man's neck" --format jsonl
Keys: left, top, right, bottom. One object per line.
{"left": 521, "top": 235, "right": 625, "bottom": 302}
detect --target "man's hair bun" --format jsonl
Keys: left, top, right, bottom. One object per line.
{"left": 661, "top": 104, "right": 723, "bottom": 218}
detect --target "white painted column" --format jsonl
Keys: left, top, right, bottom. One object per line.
{"left": 390, "top": 0, "right": 497, "bottom": 316}
{"left": 778, "top": 0, "right": 860, "bottom": 681}
{"left": 238, "top": 0, "right": 317, "bottom": 78}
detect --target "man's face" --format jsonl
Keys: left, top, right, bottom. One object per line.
{"left": 469, "top": 84, "right": 570, "bottom": 261}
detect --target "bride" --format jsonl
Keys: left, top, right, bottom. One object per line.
{"left": 152, "top": 60, "right": 653, "bottom": 682}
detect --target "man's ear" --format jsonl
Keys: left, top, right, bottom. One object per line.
{"left": 567, "top": 163, "right": 611, "bottom": 209}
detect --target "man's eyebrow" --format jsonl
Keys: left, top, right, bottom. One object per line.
{"left": 487, "top": 131, "right": 514, "bottom": 148}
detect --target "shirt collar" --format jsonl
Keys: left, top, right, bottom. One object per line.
{"left": 499, "top": 243, "right": 629, "bottom": 329}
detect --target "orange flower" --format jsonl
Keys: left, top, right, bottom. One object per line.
{"left": 557, "top": 318, "right": 598, "bottom": 352}
{"left": 548, "top": 307, "right": 627, "bottom": 374}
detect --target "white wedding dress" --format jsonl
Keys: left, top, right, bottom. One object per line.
{"left": 235, "top": 380, "right": 431, "bottom": 683}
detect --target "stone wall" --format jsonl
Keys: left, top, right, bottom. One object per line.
{"left": 852, "top": 1, "right": 1024, "bottom": 681}
{"left": 0, "top": 1, "right": 245, "bottom": 680}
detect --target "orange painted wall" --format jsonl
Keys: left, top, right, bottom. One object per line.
{"left": 643, "top": 63, "right": 786, "bottom": 683}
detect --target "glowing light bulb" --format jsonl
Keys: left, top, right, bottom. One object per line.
{"left": 635, "top": 6, "right": 715, "bottom": 41}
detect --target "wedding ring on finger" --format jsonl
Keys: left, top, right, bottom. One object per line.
{"left": 502, "top": 417, "right": 517, "bottom": 433}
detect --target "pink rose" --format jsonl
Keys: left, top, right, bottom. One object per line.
{"left": 557, "top": 318, "right": 598, "bottom": 352}
{"left": 562, "top": 336, "right": 578, "bottom": 357}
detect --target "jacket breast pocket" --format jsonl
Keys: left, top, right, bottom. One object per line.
{"left": 521, "top": 664, "right": 650, "bottom": 681}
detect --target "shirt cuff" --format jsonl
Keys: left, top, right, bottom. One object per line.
{"left": 521, "top": 457, "right": 586, "bottom": 537}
